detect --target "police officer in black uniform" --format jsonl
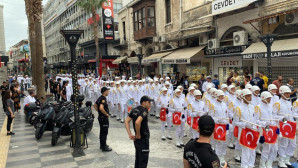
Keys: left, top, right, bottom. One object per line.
{"left": 125, "top": 96, "right": 151, "bottom": 168}
{"left": 183, "top": 115, "right": 228, "bottom": 168}
{"left": 95, "top": 87, "right": 112, "bottom": 152}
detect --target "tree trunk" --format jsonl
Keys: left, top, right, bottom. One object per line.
{"left": 92, "top": 7, "right": 101, "bottom": 77}
{"left": 24, "top": 0, "right": 36, "bottom": 85}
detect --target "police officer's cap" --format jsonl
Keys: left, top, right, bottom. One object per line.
{"left": 199, "top": 115, "right": 215, "bottom": 136}
{"left": 101, "top": 87, "right": 110, "bottom": 94}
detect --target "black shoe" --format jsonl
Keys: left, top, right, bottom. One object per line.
{"left": 150, "top": 114, "right": 154, "bottom": 116}
{"left": 286, "top": 164, "right": 294, "bottom": 168}
{"left": 102, "top": 146, "right": 112, "bottom": 152}
{"left": 100, "top": 145, "right": 109, "bottom": 149}
{"left": 7, "top": 132, "right": 15, "bottom": 136}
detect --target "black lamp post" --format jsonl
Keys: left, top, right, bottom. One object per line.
{"left": 259, "top": 34, "right": 278, "bottom": 84}
{"left": 137, "top": 54, "right": 143, "bottom": 79}
{"left": 60, "top": 30, "right": 84, "bottom": 157}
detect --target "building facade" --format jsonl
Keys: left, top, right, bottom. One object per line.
{"left": 0, "top": 5, "right": 6, "bottom": 56}
{"left": 115, "top": 0, "right": 298, "bottom": 88}
{"left": 43, "top": 0, "right": 123, "bottom": 75}
{"left": 10, "top": 40, "right": 30, "bottom": 74}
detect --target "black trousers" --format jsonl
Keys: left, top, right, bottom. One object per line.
{"left": 7, "top": 114, "right": 13, "bottom": 132}
{"left": 1, "top": 97, "right": 4, "bottom": 110}
{"left": 98, "top": 116, "right": 109, "bottom": 148}
{"left": 134, "top": 139, "right": 149, "bottom": 168}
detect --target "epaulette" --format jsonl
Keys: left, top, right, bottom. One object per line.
{"left": 188, "top": 104, "right": 192, "bottom": 110}
{"left": 235, "top": 107, "right": 241, "bottom": 119}
{"left": 254, "top": 105, "right": 261, "bottom": 116}
{"left": 228, "top": 102, "right": 234, "bottom": 110}
{"left": 185, "top": 97, "right": 188, "bottom": 103}
{"left": 293, "top": 101, "right": 298, "bottom": 108}
{"left": 224, "top": 96, "right": 229, "bottom": 102}
{"left": 273, "top": 102, "right": 280, "bottom": 112}
{"left": 169, "top": 99, "right": 174, "bottom": 108}
{"left": 209, "top": 103, "right": 214, "bottom": 112}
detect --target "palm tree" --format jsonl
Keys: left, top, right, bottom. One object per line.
{"left": 77, "top": 0, "right": 107, "bottom": 76}
{"left": 24, "top": 0, "right": 46, "bottom": 100}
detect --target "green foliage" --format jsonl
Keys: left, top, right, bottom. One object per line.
{"left": 77, "top": 0, "right": 108, "bottom": 14}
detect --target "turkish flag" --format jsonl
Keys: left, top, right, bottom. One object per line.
{"left": 187, "top": 116, "right": 191, "bottom": 126}
{"left": 239, "top": 128, "right": 260, "bottom": 150}
{"left": 192, "top": 116, "right": 200, "bottom": 130}
{"left": 279, "top": 121, "right": 296, "bottom": 139}
{"left": 263, "top": 125, "right": 278, "bottom": 144}
{"left": 234, "top": 126, "right": 239, "bottom": 138}
{"left": 160, "top": 108, "right": 167, "bottom": 122}
{"left": 172, "top": 112, "right": 181, "bottom": 125}
{"left": 213, "top": 124, "right": 227, "bottom": 141}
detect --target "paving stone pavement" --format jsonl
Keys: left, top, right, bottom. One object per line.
{"left": 1, "top": 99, "right": 298, "bottom": 168}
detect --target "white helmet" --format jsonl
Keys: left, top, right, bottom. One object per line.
{"left": 194, "top": 90, "right": 202, "bottom": 96}
{"left": 129, "top": 77, "right": 133, "bottom": 80}
{"left": 221, "top": 84, "right": 228, "bottom": 89}
{"left": 174, "top": 89, "right": 181, "bottom": 94}
{"left": 160, "top": 78, "right": 164, "bottom": 81}
{"left": 210, "top": 88, "right": 217, "bottom": 97}
{"left": 268, "top": 84, "right": 277, "bottom": 91}
{"left": 241, "top": 89, "right": 252, "bottom": 103}
{"left": 190, "top": 83, "right": 197, "bottom": 88}
{"left": 165, "top": 81, "right": 170, "bottom": 85}
{"left": 245, "top": 84, "right": 252, "bottom": 90}
{"left": 188, "top": 86, "right": 195, "bottom": 91}
{"left": 161, "top": 87, "right": 168, "bottom": 92}
{"left": 149, "top": 79, "right": 153, "bottom": 83}
{"left": 227, "top": 85, "right": 235, "bottom": 92}
{"left": 165, "top": 77, "right": 170, "bottom": 80}
{"left": 206, "top": 84, "right": 214, "bottom": 93}
{"left": 260, "top": 91, "right": 272, "bottom": 102}
{"left": 251, "top": 86, "right": 260, "bottom": 96}
{"left": 279, "top": 85, "right": 291, "bottom": 100}
{"left": 116, "top": 81, "right": 120, "bottom": 85}
{"left": 127, "top": 80, "right": 132, "bottom": 83}
{"left": 177, "top": 86, "right": 183, "bottom": 90}
{"left": 235, "top": 90, "right": 242, "bottom": 98}
{"left": 215, "top": 90, "right": 225, "bottom": 97}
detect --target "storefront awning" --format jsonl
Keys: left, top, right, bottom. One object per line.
{"left": 142, "top": 51, "right": 173, "bottom": 63}
{"left": 242, "top": 38, "right": 298, "bottom": 59}
{"left": 127, "top": 57, "right": 139, "bottom": 64}
{"left": 162, "top": 46, "right": 205, "bottom": 64}
{"left": 112, "top": 56, "right": 127, "bottom": 64}
{"left": 198, "top": 0, "right": 257, "bottom": 20}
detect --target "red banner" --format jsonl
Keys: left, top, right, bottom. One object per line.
{"left": 214, "top": 124, "right": 227, "bottom": 141}
{"left": 160, "top": 108, "right": 166, "bottom": 122}
{"left": 263, "top": 125, "right": 278, "bottom": 144}
{"left": 279, "top": 121, "right": 296, "bottom": 139}
{"left": 187, "top": 116, "right": 191, "bottom": 126}
{"left": 192, "top": 116, "right": 200, "bottom": 130}
{"left": 234, "top": 126, "right": 239, "bottom": 138}
{"left": 87, "top": 14, "right": 100, "bottom": 25}
{"left": 172, "top": 112, "right": 181, "bottom": 125}
{"left": 239, "top": 128, "right": 260, "bottom": 150}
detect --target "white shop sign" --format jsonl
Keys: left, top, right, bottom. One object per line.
{"left": 214, "top": 56, "right": 242, "bottom": 68}
{"left": 212, "top": 0, "right": 257, "bottom": 15}
{"left": 162, "top": 58, "right": 190, "bottom": 64}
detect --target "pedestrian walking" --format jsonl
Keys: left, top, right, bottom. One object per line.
{"left": 250, "top": 72, "right": 265, "bottom": 93}
{"left": 11, "top": 84, "right": 21, "bottom": 113}
{"left": 95, "top": 87, "right": 112, "bottom": 152}
{"left": 3, "top": 90, "right": 15, "bottom": 136}
{"left": 212, "top": 74, "right": 220, "bottom": 89}
{"left": 125, "top": 96, "right": 151, "bottom": 168}
{"left": 198, "top": 74, "right": 206, "bottom": 92}
{"left": 0, "top": 81, "right": 9, "bottom": 110}
{"left": 259, "top": 72, "right": 268, "bottom": 91}
{"left": 183, "top": 115, "right": 227, "bottom": 168}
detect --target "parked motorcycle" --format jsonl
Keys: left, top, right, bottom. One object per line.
{"left": 35, "top": 103, "right": 56, "bottom": 140}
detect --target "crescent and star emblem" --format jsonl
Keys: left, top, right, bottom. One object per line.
{"left": 246, "top": 132, "right": 254, "bottom": 145}
{"left": 282, "top": 123, "right": 293, "bottom": 135}
{"left": 174, "top": 114, "right": 180, "bottom": 123}
{"left": 216, "top": 126, "right": 224, "bottom": 138}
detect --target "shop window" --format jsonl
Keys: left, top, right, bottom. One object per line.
{"left": 186, "top": 62, "right": 207, "bottom": 82}
{"left": 165, "top": 0, "right": 171, "bottom": 24}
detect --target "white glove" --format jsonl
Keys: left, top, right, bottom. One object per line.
{"left": 196, "top": 112, "right": 200, "bottom": 116}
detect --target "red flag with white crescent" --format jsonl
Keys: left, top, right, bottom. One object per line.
{"left": 239, "top": 128, "right": 260, "bottom": 149}
{"left": 172, "top": 112, "right": 181, "bottom": 125}
{"left": 234, "top": 126, "right": 239, "bottom": 138}
{"left": 160, "top": 108, "right": 167, "bottom": 122}
{"left": 187, "top": 116, "right": 191, "bottom": 126}
{"left": 192, "top": 116, "right": 200, "bottom": 130}
{"left": 279, "top": 121, "right": 296, "bottom": 139}
{"left": 213, "top": 124, "right": 227, "bottom": 141}
{"left": 263, "top": 125, "right": 278, "bottom": 144}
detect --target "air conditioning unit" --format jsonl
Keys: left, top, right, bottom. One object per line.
{"left": 153, "top": 37, "right": 159, "bottom": 43}
{"left": 233, "top": 31, "right": 248, "bottom": 46}
{"left": 159, "top": 36, "right": 167, "bottom": 43}
{"left": 208, "top": 39, "right": 219, "bottom": 49}
{"left": 199, "top": 34, "right": 208, "bottom": 45}
{"left": 154, "top": 46, "right": 160, "bottom": 52}
{"left": 285, "top": 12, "right": 298, "bottom": 25}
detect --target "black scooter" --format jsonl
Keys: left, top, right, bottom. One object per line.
{"left": 35, "top": 103, "right": 56, "bottom": 140}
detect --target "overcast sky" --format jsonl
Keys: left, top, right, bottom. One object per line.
{"left": 0, "top": 0, "right": 48, "bottom": 51}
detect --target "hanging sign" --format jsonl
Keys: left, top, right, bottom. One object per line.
{"left": 102, "top": 0, "right": 115, "bottom": 40}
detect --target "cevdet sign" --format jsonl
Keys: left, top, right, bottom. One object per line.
{"left": 212, "top": 0, "right": 257, "bottom": 15}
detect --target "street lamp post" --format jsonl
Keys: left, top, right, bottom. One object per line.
{"left": 137, "top": 54, "right": 143, "bottom": 79}
{"left": 60, "top": 30, "right": 84, "bottom": 157}
{"left": 259, "top": 34, "right": 278, "bottom": 84}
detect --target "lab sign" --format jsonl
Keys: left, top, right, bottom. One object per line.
{"left": 212, "top": 0, "right": 257, "bottom": 15}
